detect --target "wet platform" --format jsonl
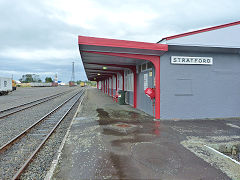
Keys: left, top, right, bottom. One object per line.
{"left": 52, "top": 88, "right": 240, "bottom": 180}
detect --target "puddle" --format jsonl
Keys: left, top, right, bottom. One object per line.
{"left": 96, "top": 108, "right": 110, "bottom": 119}
{"left": 109, "top": 152, "right": 139, "bottom": 179}
{"left": 131, "top": 142, "right": 181, "bottom": 174}
{"left": 111, "top": 134, "right": 156, "bottom": 147}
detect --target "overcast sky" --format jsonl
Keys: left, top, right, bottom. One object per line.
{"left": 0, "top": 0, "right": 239, "bottom": 82}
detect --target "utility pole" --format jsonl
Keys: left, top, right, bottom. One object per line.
{"left": 71, "top": 62, "right": 75, "bottom": 82}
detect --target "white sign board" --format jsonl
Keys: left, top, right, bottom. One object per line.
{"left": 171, "top": 56, "right": 213, "bottom": 65}
{"left": 144, "top": 73, "right": 148, "bottom": 90}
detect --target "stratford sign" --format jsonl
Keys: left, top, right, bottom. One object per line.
{"left": 171, "top": 56, "right": 213, "bottom": 65}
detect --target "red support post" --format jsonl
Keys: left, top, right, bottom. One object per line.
{"left": 97, "top": 81, "right": 99, "bottom": 89}
{"left": 152, "top": 57, "right": 160, "bottom": 120}
{"left": 132, "top": 67, "right": 137, "bottom": 108}
{"left": 108, "top": 78, "right": 110, "bottom": 95}
{"left": 106, "top": 79, "right": 107, "bottom": 94}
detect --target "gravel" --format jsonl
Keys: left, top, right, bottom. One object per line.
{"left": 0, "top": 86, "right": 74, "bottom": 111}
{"left": 0, "top": 89, "right": 84, "bottom": 179}
{"left": 19, "top": 93, "right": 83, "bottom": 180}
{"left": 0, "top": 87, "right": 81, "bottom": 147}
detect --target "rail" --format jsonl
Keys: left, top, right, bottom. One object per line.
{"left": 0, "top": 89, "right": 85, "bottom": 179}
{"left": 0, "top": 89, "right": 74, "bottom": 119}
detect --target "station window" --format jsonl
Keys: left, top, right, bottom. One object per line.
{"left": 126, "top": 72, "right": 133, "bottom": 91}
{"left": 147, "top": 62, "right": 153, "bottom": 69}
{"left": 142, "top": 63, "right": 146, "bottom": 71}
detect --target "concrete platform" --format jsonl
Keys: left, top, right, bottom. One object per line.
{"left": 52, "top": 88, "right": 240, "bottom": 180}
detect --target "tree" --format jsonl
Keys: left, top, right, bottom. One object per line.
{"left": 20, "top": 74, "right": 41, "bottom": 83}
{"left": 45, "top": 77, "right": 53, "bottom": 83}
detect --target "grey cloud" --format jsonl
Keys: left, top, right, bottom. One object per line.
{"left": 84, "top": 0, "right": 240, "bottom": 42}
{"left": 0, "top": 0, "right": 84, "bottom": 50}
{"left": 0, "top": 0, "right": 239, "bottom": 82}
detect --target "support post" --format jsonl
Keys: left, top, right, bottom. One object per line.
{"left": 108, "top": 78, "right": 110, "bottom": 95}
{"left": 132, "top": 67, "right": 137, "bottom": 108}
{"left": 116, "top": 73, "right": 118, "bottom": 93}
{"left": 111, "top": 76, "right": 113, "bottom": 97}
{"left": 120, "top": 71, "right": 125, "bottom": 91}
{"left": 152, "top": 57, "right": 160, "bottom": 119}
{"left": 106, "top": 80, "right": 107, "bottom": 94}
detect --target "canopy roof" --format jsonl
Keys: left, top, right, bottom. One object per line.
{"left": 158, "top": 21, "right": 240, "bottom": 48}
{"left": 78, "top": 36, "right": 168, "bottom": 81}
{"left": 159, "top": 20, "right": 240, "bottom": 42}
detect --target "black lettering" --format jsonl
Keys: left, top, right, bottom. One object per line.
{"left": 182, "top": 58, "right": 185, "bottom": 62}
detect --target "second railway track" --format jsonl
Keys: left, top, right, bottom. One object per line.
{"left": 0, "top": 89, "right": 74, "bottom": 119}
{"left": 0, "top": 89, "right": 85, "bottom": 180}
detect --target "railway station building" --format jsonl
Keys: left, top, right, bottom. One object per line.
{"left": 78, "top": 21, "right": 240, "bottom": 120}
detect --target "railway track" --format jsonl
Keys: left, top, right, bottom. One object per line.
{"left": 0, "top": 89, "right": 74, "bottom": 119}
{"left": 0, "top": 89, "right": 84, "bottom": 179}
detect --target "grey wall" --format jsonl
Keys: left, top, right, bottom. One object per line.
{"left": 137, "top": 68, "right": 154, "bottom": 116}
{"left": 125, "top": 91, "right": 134, "bottom": 106}
{"left": 160, "top": 50, "right": 240, "bottom": 119}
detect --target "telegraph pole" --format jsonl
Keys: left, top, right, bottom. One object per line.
{"left": 71, "top": 62, "right": 75, "bottom": 82}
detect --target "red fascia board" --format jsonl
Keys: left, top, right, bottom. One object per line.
{"left": 162, "top": 21, "right": 240, "bottom": 41}
{"left": 79, "top": 36, "right": 168, "bottom": 51}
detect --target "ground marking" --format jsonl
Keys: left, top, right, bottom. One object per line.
{"left": 204, "top": 145, "right": 240, "bottom": 166}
